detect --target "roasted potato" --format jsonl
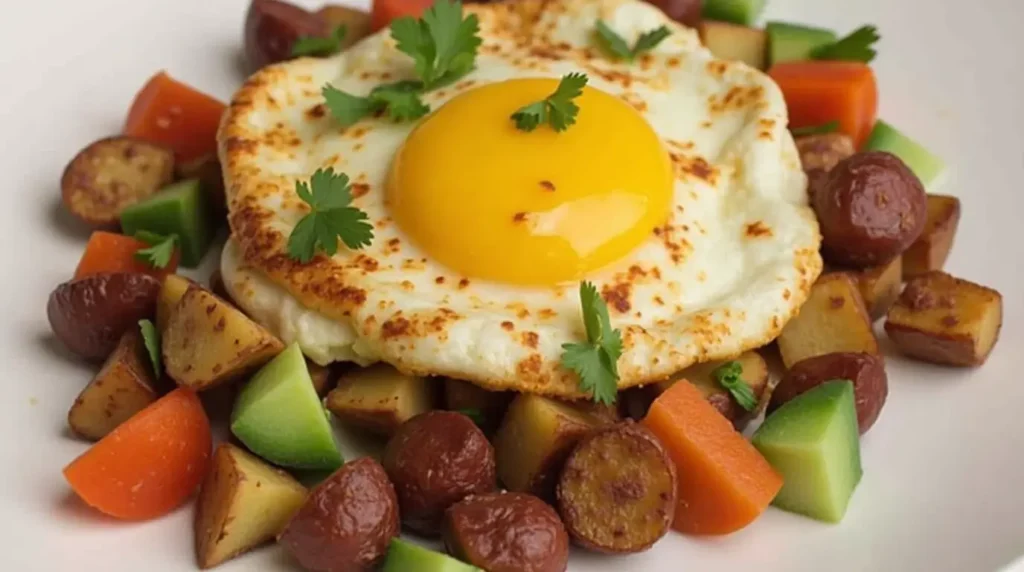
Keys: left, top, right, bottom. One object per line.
{"left": 494, "top": 394, "right": 610, "bottom": 501}
{"left": 556, "top": 422, "right": 676, "bottom": 554}
{"left": 831, "top": 256, "right": 903, "bottom": 321}
{"left": 770, "top": 352, "right": 888, "bottom": 434}
{"left": 48, "top": 272, "right": 161, "bottom": 360}
{"left": 177, "top": 154, "right": 226, "bottom": 220}
{"left": 315, "top": 5, "right": 372, "bottom": 49}
{"left": 653, "top": 351, "right": 770, "bottom": 428}
{"left": 245, "top": 0, "right": 328, "bottom": 70}
{"left": 326, "top": 364, "right": 434, "bottom": 437}
{"left": 885, "top": 272, "right": 1003, "bottom": 366}
{"left": 795, "top": 132, "right": 855, "bottom": 197}
{"left": 67, "top": 328, "right": 166, "bottom": 440}
{"left": 306, "top": 359, "right": 336, "bottom": 397}
{"left": 647, "top": 0, "right": 702, "bottom": 27}
{"left": 778, "top": 273, "right": 879, "bottom": 368}
{"left": 903, "top": 195, "right": 961, "bottom": 279}
{"left": 60, "top": 136, "right": 175, "bottom": 227}
{"left": 698, "top": 21, "right": 766, "bottom": 69}
{"left": 443, "top": 378, "right": 512, "bottom": 434}
{"left": 194, "top": 443, "right": 307, "bottom": 569}
{"left": 157, "top": 274, "right": 197, "bottom": 332}
{"left": 163, "top": 285, "right": 284, "bottom": 390}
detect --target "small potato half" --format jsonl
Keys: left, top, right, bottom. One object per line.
{"left": 326, "top": 364, "right": 434, "bottom": 437}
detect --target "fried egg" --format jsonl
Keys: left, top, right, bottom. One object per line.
{"left": 219, "top": 0, "right": 821, "bottom": 397}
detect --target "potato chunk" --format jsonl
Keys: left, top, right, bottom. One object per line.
{"left": 194, "top": 443, "right": 307, "bottom": 569}
{"left": 67, "top": 329, "right": 165, "bottom": 440}
{"left": 157, "top": 274, "right": 196, "bottom": 332}
{"left": 885, "top": 272, "right": 1002, "bottom": 366}
{"left": 494, "top": 394, "right": 609, "bottom": 500}
{"left": 163, "top": 285, "right": 284, "bottom": 390}
{"left": 654, "top": 351, "right": 770, "bottom": 428}
{"left": 832, "top": 256, "right": 903, "bottom": 321}
{"left": 325, "top": 364, "right": 434, "bottom": 437}
{"left": 778, "top": 273, "right": 879, "bottom": 368}
{"left": 903, "top": 195, "right": 961, "bottom": 279}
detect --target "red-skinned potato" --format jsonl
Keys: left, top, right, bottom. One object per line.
{"left": 48, "top": 273, "right": 161, "bottom": 360}
{"left": 770, "top": 352, "right": 888, "bottom": 434}
{"left": 644, "top": 0, "right": 701, "bottom": 27}
{"left": 245, "top": 0, "right": 328, "bottom": 70}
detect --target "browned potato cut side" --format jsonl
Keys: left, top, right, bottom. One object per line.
{"left": 831, "top": 256, "right": 903, "bottom": 321}
{"left": 195, "top": 443, "right": 307, "bottom": 569}
{"left": 443, "top": 378, "right": 512, "bottom": 433}
{"left": 556, "top": 422, "right": 676, "bottom": 554}
{"left": 777, "top": 273, "right": 879, "bottom": 368}
{"left": 903, "top": 195, "right": 961, "bottom": 279}
{"left": 698, "top": 21, "right": 766, "bottom": 69}
{"left": 653, "top": 351, "right": 770, "bottom": 428}
{"left": 316, "top": 5, "right": 372, "bottom": 49}
{"left": 885, "top": 271, "right": 1002, "bottom": 366}
{"left": 67, "top": 329, "right": 165, "bottom": 440}
{"left": 494, "top": 394, "right": 610, "bottom": 501}
{"left": 163, "top": 285, "right": 284, "bottom": 390}
{"left": 157, "top": 274, "right": 197, "bottom": 332}
{"left": 325, "top": 364, "right": 434, "bottom": 437}
{"left": 61, "top": 137, "right": 175, "bottom": 226}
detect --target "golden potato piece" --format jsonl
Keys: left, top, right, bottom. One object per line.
{"left": 444, "top": 378, "right": 512, "bottom": 433}
{"left": 494, "top": 394, "right": 610, "bottom": 500}
{"left": 325, "top": 364, "right": 434, "bottom": 437}
{"left": 195, "top": 443, "right": 307, "bottom": 569}
{"left": 163, "top": 285, "right": 284, "bottom": 390}
{"left": 903, "top": 195, "right": 961, "bottom": 280}
{"left": 795, "top": 133, "right": 856, "bottom": 174}
{"left": 67, "top": 329, "right": 165, "bottom": 440}
{"left": 698, "top": 21, "right": 766, "bottom": 69}
{"left": 157, "top": 274, "right": 196, "bottom": 332}
{"left": 315, "top": 5, "right": 372, "bottom": 50}
{"left": 777, "top": 273, "right": 879, "bottom": 368}
{"left": 885, "top": 271, "right": 1002, "bottom": 366}
{"left": 653, "top": 351, "right": 770, "bottom": 429}
{"left": 832, "top": 256, "right": 903, "bottom": 321}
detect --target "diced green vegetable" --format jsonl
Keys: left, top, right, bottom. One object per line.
{"left": 382, "top": 539, "right": 482, "bottom": 572}
{"left": 119, "top": 178, "right": 212, "bottom": 267}
{"left": 863, "top": 121, "right": 946, "bottom": 186}
{"left": 703, "top": 0, "right": 766, "bottom": 26}
{"left": 766, "top": 22, "right": 836, "bottom": 66}
{"left": 231, "top": 344, "right": 343, "bottom": 471}
{"left": 752, "top": 380, "right": 862, "bottom": 523}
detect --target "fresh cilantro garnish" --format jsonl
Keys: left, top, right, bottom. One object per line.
{"left": 712, "top": 361, "right": 757, "bottom": 411}
{"left": 790, "top": 121, "right": 840, "bottom": 137}
{"left": 287, "top": 168, "right": 374, "bottom": 263}
{"left": 291, "top": 25, "right": 348, "bottom": 58}
{"left": 812, "top": 25, "right": 880, "bottom": 63}
{"left": 595, "top": 20, "right": 671, "bottom": 62}
{"left": 138, "top": 319, "right": 161, "bottom": 375}
{"left": 133, "top": 232, "right": 177, "bottom": 269}
{"left": 511, "top": 73, "right": 588, "bottom": 133}
{"left": 321, "top": 0, "right": 480, "bottom": 127}
{"left": 455, "top": 408, "right": 485, "bottom": 426}
{"left": 561, "top": 281, "right": 622, "bottom": 405}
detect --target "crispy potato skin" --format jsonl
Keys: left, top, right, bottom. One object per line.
{"left": 245, "top": 0, "right": 327, "bottom": 70}
{"left": 771, "top": 352, "right": 888, "bottom": 434}
{"left": 647, "top": 0, "right": 702, "bottom": 27}
{"left": 444, "top": 492, "right": 569, "bottom": 572}
{"left": 383, "top": 411, "right": 496, "bottom": 536}
{"left": 903, "top": 195, "right": 961, "bottom": 279}
{"left": 48, "top": 272, "right": 161, "bottom": 360}
{"left": 556, "top": 421, "right": 676, "bottom": 554}
{"left": 831, "top": 256, "right": 903, "bottom": 321}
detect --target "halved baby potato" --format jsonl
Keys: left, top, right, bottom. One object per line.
{"left": 194, "top": 443, "right": 307, "bottom": 569}
{"left": 325, "top": 364, "right": 434, "bottom": 437}
{"left": 163, "top": 285, "right": 284, "bottom": 390}
{"left": 903, "top": 195, "right": 961, "bottom": 279}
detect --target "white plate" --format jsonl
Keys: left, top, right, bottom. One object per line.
{"left": 2, "top": 0, "right": 1023, "bottom": 570}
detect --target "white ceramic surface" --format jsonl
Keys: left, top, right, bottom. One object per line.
{"left": 1, "top": 0, "right": 1022, "bottom": 570}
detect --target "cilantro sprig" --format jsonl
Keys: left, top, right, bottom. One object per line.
{"left": 287, "top": 168, "right": 374, "bottom": 262}
{"left": 712, "top": 361, "right": 757, "bottom": 411}
{"left": 790, "top": 120, "right": 839, "bottom": 137}
{"left": 133, "top": 232, "right": 177, "bottom": 269}
{"left": 138, "top": 319, "right": 161, "bottom": 376}
{"left": 595, "top": 21, "right": 671, "bottom": 62}
{"left": 812, "top": 25, "right": 880, "bottom": 63}
{"left": 561, "top": 281, "right": 622, "bottom": 405}
{"left": 511, "top": 73, "right": 588, "bottom": 133}
{"left": 321, "top": 0, "right": 480, "bottom": 127}
{"left": 292, "top": 25, "right": 348, "bottom": 58}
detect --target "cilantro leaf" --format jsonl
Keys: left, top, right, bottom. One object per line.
{"left": 595, "top": 20, "right": 671, "bottom": 62}
{"left": 560, "top": 281, "right": 621, "bottom": 405}
{"left": 292, "top": 25, "right": 348, "bottom": 58}
{"left": 371, "top": 82, "right": 430, "bottom": 121}
{"left": 323, "top": 84, "right": 378, "bottom": 127}
{"left": 511, "top": 73, "right": 588, "bottom": 133}
{"left": 138, "top": 319, "right": 161, "bottom": 375}
{"left": 712, "top": 361, "right": 757, "bottom": 411}
{"left": 133, "top": 233, "right": 177, "bottom": 269}
{"left": 790, "top": 121, "right": 840, "bottom": 137}
{"left": 392, "top": 0, "right": 481, "bottom": 89}
{"left": 812, "top": 25, "right": 880, "bottom": 63}
{"left": 287, "top": 168, "right": 374, "bottom": 262}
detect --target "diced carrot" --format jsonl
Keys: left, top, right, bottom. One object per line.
{"left": 770, "top": 61, "right": 878, "bottom": 149}
{"left": 124, "top": 72, "right": 226, "bottom": 163}
{"left": 371, "top": 0, "right": 433, "bottom": 31}
{"left": 642, "top": 380, "right": 783, "bottom": 535}
{"left": 63, "top": 388, "right": 212, "bottom": 521}
{"left": 73, "top": 231, "right": 179, "bottom": 280}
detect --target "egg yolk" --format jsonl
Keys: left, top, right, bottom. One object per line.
{"left": 387, "top": 78, "right": 673, "bottom": 286}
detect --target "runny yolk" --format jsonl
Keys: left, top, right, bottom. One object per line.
{"left": 387, "top": 78, "right": 673, "bottom": 286}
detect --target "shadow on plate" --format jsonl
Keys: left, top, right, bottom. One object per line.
{"left": 54, "top": 491, "right": 124, "bottom": 527}
{"left": 47, "top": 195, "right": 95, "bottom": 242}
{"left": 36, "top": 331, "right": 88, "bottom": 371}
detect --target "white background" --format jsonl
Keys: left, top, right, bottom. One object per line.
{"left": 0, "top": 0, "right": 1022, "bottom": 570}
